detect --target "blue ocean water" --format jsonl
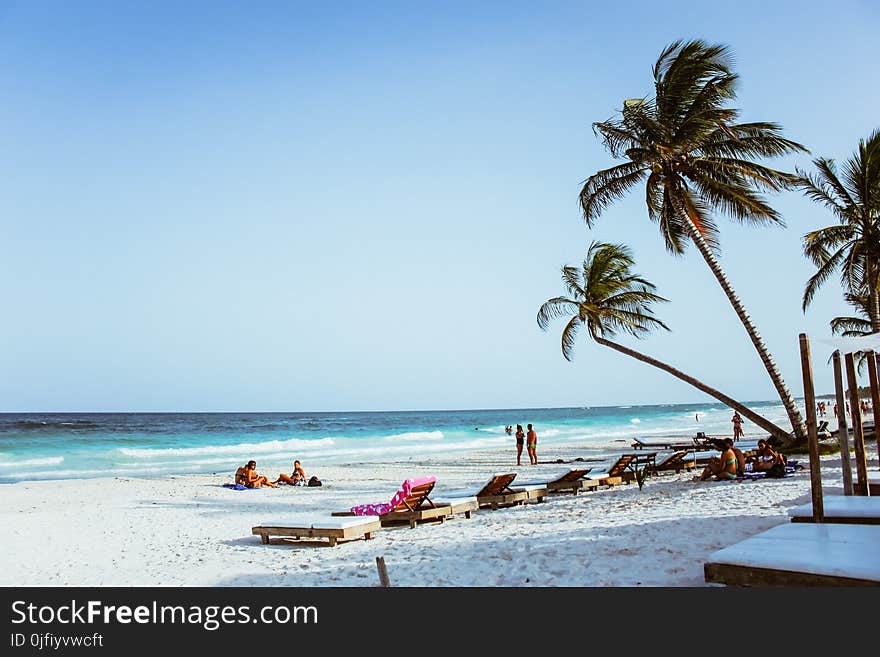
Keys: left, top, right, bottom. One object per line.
{"left": 0, "top": 401, "right": 790, "bottom": 483}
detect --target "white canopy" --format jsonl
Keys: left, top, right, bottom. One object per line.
{"left": 812, "top": 333, "right": 880, "bottom": 354}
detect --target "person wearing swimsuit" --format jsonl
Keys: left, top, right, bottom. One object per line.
{"left": 515, "top": 424, "right": 525, "bottom": 466}
{"left": 695, "top": 440, "right": 739, "bottom": 481}
{"left": 526, "top": 424, "right": 538, "bottom": 465}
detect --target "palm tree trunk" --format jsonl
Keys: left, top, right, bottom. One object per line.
{"left": 675, "top": 208, "right": 808, "bottom": 442}
{"left": 868, "top": 261, "right": 880, "bottom": 332}
{"left": 592, "top": 333, "right": 792, "bottom": 442}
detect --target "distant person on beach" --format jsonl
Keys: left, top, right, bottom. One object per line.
{"left": 236, "top": 460, "right": 276, "bottom": 488}
{"left": 526, "top": 424, "right": 538, "bottom": 465}
{"left": 731, "top": 411, "right": 744, "bottom": 441}
{"left": 505, "top": 425, "right": 513, "bottom": 435}
{"left": 695, "top": 439, "right": 738, "bottom": 481}
{"left": 515, "top": 424, "right": 525, "bottom": 466}
{"left": 274, "top": 459, "right": 307, "bottom": 486}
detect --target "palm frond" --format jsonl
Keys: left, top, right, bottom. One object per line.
{"left": 538, "top": 242, "right": 669, "bottom": 362}
{"left": 536, "top": 297, "right": 579, "bottom": 332}
{"left": 579, "top": 162, "right": 649, "bottom": 226}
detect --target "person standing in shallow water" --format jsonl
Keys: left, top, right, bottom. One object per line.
{"left": 526, "top": 424, "right": 538, "bottom": 465}
{"left": 731, "top": 411, "right": 744, "bottom": 441}
{"left": 514, "top": 424, "right": 525, "bottom": 466}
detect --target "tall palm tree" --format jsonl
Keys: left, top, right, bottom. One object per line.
{"left": 830, "top": 292, "right": 874, "bottom": 338}
{"left": 799, "top": 129, "right": 880, "bottom": 331}
{"left": 830, "top": 292, "right": 875, "bottom": 374}
{"left": 578, "top": 39, "right": 809, "bottom": 443}
{"left": 537, "top": 241, "right": 790, "bottom": 441}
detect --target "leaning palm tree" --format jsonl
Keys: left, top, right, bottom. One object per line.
{"left": 537, "top": 241, "right": 791, "bottom": 441}
{"left": 578, "top": 39, "right": 808, "bottom": 443}
{"left": 799, "top": 129, "right": 880, "bottom": 331}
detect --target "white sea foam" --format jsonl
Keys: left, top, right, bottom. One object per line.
{"left": 382, "top": 430, "right": 444, "bottom": 442}
{"left": 0, "top": 456, "right": 64, "bottom": 468}
{"left": 630, "top": 418, "right": 641, "bottom": 424}
{"left": 119, "top": 437, "right": 335, "bottom": 459}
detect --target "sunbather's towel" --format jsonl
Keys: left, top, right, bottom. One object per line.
{"left": 351, "top": 476, "right": 437, "bottom": 515}
{"left": 222, "top": 483, "right": 250, "bottom": 490}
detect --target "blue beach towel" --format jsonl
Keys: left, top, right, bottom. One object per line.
{"left": 222, "top": 483, "right": 251, "bottom": 491}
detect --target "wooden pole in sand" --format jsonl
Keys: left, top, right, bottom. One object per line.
{"left": 799, "top": 334, "right": 823, "bottom": 520}
{"left": 867, "top": 351, "right": 880, "bottom": 467}
{"left": 832, "top": 350, "right": 854, "bottom": 496}
{"left": 845, "top": 352, "right": 869, "bottom": 495}
{"left": 376, "top": 556, "right": 391, "bottom": 587}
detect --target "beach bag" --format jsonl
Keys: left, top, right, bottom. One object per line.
{"left": 308, "top": 476, "right": 322, "bottom": 487}
{"left": 765, "top": 463, "right": 787, "bottom": 479}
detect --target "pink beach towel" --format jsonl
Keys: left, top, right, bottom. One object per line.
{"left": 350, "top": 476, "right": 437, "bottom": 516}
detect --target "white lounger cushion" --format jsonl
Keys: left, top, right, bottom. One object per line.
{"left": 788, "top": 495, "right": 880, "bottom": 519}
{"left": 431, "top": 495, "right": 478, "bottom": 506}
{"left": 707, "top": 523, "right": 880, "bottom": 582}
{"left": 260, "top": 516, "right": 379, "bottom": 530}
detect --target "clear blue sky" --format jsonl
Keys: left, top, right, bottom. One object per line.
{"left": 1, "top": 1, "right": 877, "bottom": 412}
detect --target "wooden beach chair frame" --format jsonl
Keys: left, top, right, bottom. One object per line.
{"left": 517, "top": 468, "right": 599, "bottom": 495}
{"left": 252, "top": 516, "right": 382, "bottom": 547}
{"left": 704, "top": 523, "right": 880, "bottom": 586}
{"left": 654, "top": 450, "right": 697, "bottom": 475}
{"left": 472, "top": 473, "right": 530, "bottom": 510}
{"left": 589, "top": 453, "right": 655, "bottom": 485}
{"left": 332, "top": 478, "right": 454, "bottom": 528}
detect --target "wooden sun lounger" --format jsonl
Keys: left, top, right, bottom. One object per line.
{"left": 655, "top": 450, "right": 697, "bottom": 475}
{"left": 788, "top": 496, "right": 880, "bottom": 524}
{"left": 252, "top": 516, "right": 382, "bottom": 547}
{"left": 437, "top": 473, "right": 531, "bottom": 510}
{"left": 516, "top": 468, "right": 599, "bottom": 495}
{"left": 332, "top": 478, "right": 454, "bottom": 528}
{"left": 631, "top": 437, "right": 676, "bottom": 450}
{"left": 474, "top": 473, "right": 531, "bottom": 509}
{"left": 704, "top": 523, "right": 880, "bottom": 586}
{"left": 589, "top": 452, "right": 656, "bottom": 484}
{"left": 429, "top": 495, "right": 479, "bottom": 519}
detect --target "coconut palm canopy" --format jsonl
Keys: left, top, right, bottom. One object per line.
{"left": 536, "top": 241, "right": 669, "bottom": 360}
{"left": 799, "top": 129, "right": 880, "bottom": 330}
{"left": 580, "top": 39, "right": 807, "bottom": 255}
{"left": 537, "top": 241, "right": 790, "bottom": 441}
{"left": 577, "top": 39, "right": 809, "bottom": 443}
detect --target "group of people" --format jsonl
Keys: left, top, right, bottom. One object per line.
{"left": 234, "top": 459, "right": 310, "bottom": 489}
{"left": 509, "top": 423, "right": 538, "bottom": 466}
{"left": 695, "top": 438, "right": 785, "bottom": 481}
{"left": 830, "top": 400, "right": 873, "bottom": 418}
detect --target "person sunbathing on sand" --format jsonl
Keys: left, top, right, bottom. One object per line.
{"left": 236, "top": 460, "right": 276, "bottom": 488}
{"left": 750, "top": 439, "right": 784, "bottom": 472}
{"left": 695, "top": 439, "right": 739, "bottom": 481}
{"left": 274, "top": 459, "right": 307, "bottom": 486}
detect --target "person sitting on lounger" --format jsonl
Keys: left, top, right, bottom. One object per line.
{"left": 274, "top": 459, "right": 307, "bottom": 486}
{"left": 695, "top": 439, "right": 739, "bottom": 481}
{"left": 237, "top": 460, "right": 276, "bottom": 488}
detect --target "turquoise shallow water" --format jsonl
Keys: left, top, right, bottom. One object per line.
{"left": 0, "top": 401, "right": 789, "bottom": 483}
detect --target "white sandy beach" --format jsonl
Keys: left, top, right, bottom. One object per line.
{"left": 3, "top": 436, "right": 876, "bottom": 588}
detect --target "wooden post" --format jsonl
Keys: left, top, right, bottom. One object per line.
{"left": 376, "top": 556, "right": 391, "bottom": 587}
{"left": 845, "top": 352, "right": 869, "bottom": 495}
{"left": 799, "top": 334, "right": 823, "bottom": 521}
{"left": 832, "top": 350, "right": 854, "bottom": 496}
{"left": 868, "top": 352, "right": 880, "bottom": 469}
